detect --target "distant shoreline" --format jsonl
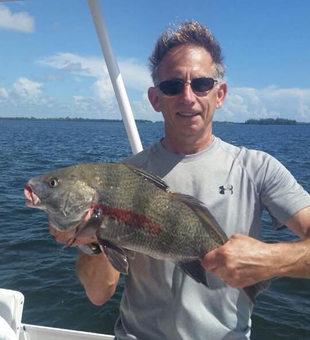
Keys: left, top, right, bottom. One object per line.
{"left": 0, "top": 117, "right": 153, "bottom": 123}
{"left": 0, "top": 117, "right": 309, "bottom": 125}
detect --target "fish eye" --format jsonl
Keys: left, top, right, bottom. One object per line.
{"left": 48, "top": 178, "right": 59, "bottom": 188}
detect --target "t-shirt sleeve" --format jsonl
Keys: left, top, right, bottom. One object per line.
{"left": 260, "top": 155, "right": 310, "bottom": 228}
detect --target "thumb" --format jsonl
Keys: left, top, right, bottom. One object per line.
{"left": 201, "top": 248, "right": 220, "bottom": 271}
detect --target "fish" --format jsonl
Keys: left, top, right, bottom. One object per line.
{"left": 24, "top": 162, "right": 268, "bottom": 303}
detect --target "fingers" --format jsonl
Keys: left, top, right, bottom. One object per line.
{"left": 201, "top": 248, "right": 220, "bottom": 271}
{"left": 49, "top": 223, "right": 97, "bottom": 246}
{"left": 202, "top": 234, "right": 272, "bottom": 288}
{"left": 201, "top": 248, "right": 230, "bottom": 284}
{"left": 49, "top": 223, "right": 75, "bottom": 243}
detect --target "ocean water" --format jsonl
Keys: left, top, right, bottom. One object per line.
{"left": 0, "top": 119, "right": 309, "bottom": 339}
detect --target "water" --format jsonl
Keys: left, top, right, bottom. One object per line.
{"left": 0, "top": 120, "right": 309, "bottom": 339}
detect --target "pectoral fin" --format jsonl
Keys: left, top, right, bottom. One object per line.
{"left": 98, "top": 239, "right": 129, "bottom": 274}
{"left": 75, "top": 208, "right": 103, "bottom": 238}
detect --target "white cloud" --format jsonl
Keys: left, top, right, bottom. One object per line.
{"left": 131, "top": 93, "right": 162, "bottom": 121}
{"left": 218, "top": 86, "right": 310, "bottom": 122}
{"left": 0, "top": 4, "right": 35, "bottom": 33}
{"left": 3, "top": 49, "right": 310, "bottom": 122}
{"left": 37, "top": 53, "right": 151, "bottom": 92}
{"left": 36, "top": 52, "right": 310, "bottom": 122}
{"left": 0, "top": 87, "right": 9, "bottom": 100}
{"left": 45, "top": 74, "right": 64, "bottom": 82}
{"left": 2, "top": 80, "right": 310, "bottom": 122}
{"left": 36, "top": 52, "right": 153, "bottom": 118}
{"left": 91, "top": 77, "right": 115, "bottom": 107}
{"left": 72, "top": 95, "right": 96, "bottom": 113}
{"left": 119, "top": 58, "right": 152, "bottom": 92}
{"left": 13, "top": 78, "right": 43, "bottom": 101}
{"left": 37, "top": 53, "right": 107, "bottom": 77}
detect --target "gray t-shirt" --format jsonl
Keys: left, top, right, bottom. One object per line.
{"left": 114, "top": 137, "right": 310, "bottom": 340}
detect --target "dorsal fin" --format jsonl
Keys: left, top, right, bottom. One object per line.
{"left": 171, "top": 193, "right": 228, "bottom": 244}
{"left": 124, "top": 164, "right": 169, "bottom": 191}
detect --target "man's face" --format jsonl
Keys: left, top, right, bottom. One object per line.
{"left": 148, "top": 45, "right": 227, "bottom": 152}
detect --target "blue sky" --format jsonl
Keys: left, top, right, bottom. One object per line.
{"left": 0, "top": 0, "right": 309, "bottom": 122}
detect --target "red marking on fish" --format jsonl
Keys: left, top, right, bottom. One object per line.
{"left": 97, "top": 204, "right": 162, "bottom": 235}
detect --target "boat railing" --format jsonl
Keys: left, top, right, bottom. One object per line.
{"left": 0, "top": 288, "right": 24, "bottom": 340}
{"left": 19, "top": 324, "right": 114, "bottom": 340}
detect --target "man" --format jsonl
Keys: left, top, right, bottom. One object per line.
{"left": 51, "top": 21, "right": 310, "bottom": 339}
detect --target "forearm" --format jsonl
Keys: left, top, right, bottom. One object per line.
{"left": 275, "top": 206, "right": 310, "bottom": 278}
{"left": 270, "top": 237, "right": 310, "bottom": 279}
{"left": 77, "top": 251, "right": 120, "bottom": 305}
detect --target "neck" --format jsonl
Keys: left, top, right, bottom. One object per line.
{"left": 161, "top": 132, "right": 214, "bottom": 155}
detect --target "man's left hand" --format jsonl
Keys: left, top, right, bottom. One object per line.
{"left": 201, "top": 234, "right": 277, "bottom": 287}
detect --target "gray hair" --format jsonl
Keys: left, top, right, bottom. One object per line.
{"left": 149, "top": 21, "right": 225, "bottom": 84}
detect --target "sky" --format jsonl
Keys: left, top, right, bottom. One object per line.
{"left": 0, "top": 0, "right": 309, "bottom": 122}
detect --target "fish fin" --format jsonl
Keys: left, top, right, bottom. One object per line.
{"left": 124, "top": 164, "right": 169, "bottom": 191}
{"left": 75, "top": 209, "right": 103, "bottom": 238}
{"left": 243, "top": 280, "right": 270, "bottom": 305}
{"left": 179, "top": 261, "right": 209, "bottom": 287}
{"left": 98, "top": 239, "right": 129, "bottom": 275}
{"left": 172, "top": 193, "right": 228, "bottom": 243}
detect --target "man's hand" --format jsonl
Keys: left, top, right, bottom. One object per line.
{"left": 202, "top": 207, "right": 310, "bottom": 287}
{"left": 49, "top": 222, "right": 97, "bottom": 246}
{"left": 201, "top": 234, "right": 278, "bottom": 287}
{"left": 49, "top": 221, "right": 120, "bottom": 306}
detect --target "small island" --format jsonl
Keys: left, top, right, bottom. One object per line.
{"left": 245, "top": 118, "right": 297, "bottom": 125}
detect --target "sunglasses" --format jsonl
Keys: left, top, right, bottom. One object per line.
{"left": 155, "top": 77, "right": 218, "bottom": 96}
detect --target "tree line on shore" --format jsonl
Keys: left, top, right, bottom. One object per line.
{"left": 245, "top": 118, "right": 297, "bottom": 125}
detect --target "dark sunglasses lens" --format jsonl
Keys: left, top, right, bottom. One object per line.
{"left": 191, "top": 78, "right": 215, "bottom": 92}
{"left": 159, "top": 80, "right": 183, "bottom": 95}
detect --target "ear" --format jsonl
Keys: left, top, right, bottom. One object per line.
{"left": 148, "top": 87, "right": 162, "bottom": 112}
{"left": 216, "top": 82, "right": 227, "bottom": 109}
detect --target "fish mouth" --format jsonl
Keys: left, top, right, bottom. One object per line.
{"left": 24, "top": 186, "right": 40, "bottom": 207}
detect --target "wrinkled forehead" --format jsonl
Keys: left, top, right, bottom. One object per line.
{"left": 157, "top": 44, "right": 215, "bottom": 81}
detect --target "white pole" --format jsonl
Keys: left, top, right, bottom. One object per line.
{"left": 87, "top": 0, "right": 143, "bottom": 155}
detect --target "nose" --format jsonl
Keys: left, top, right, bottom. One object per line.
{"left": 181, "top": 82, "right": 195, "bottom": 105}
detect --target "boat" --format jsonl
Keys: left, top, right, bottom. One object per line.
{"left": 0, "top": 288, "right": 114, "bottom": 340}
{"left": 0, "top": 0, "right": 143, "bottom": 339}
{"left": 1, "top": 289, "right": 114, "bottom": 340}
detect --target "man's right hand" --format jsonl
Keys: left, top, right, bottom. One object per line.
{"left": 49, "top": 220, "right": 120, "bottom": 306}
{"left": 49, "top": 221, "right": 97, "bottom": 246}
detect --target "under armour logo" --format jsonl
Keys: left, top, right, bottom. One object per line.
{"left": 219, "top": 184, "right": 234, "bottom": 195}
